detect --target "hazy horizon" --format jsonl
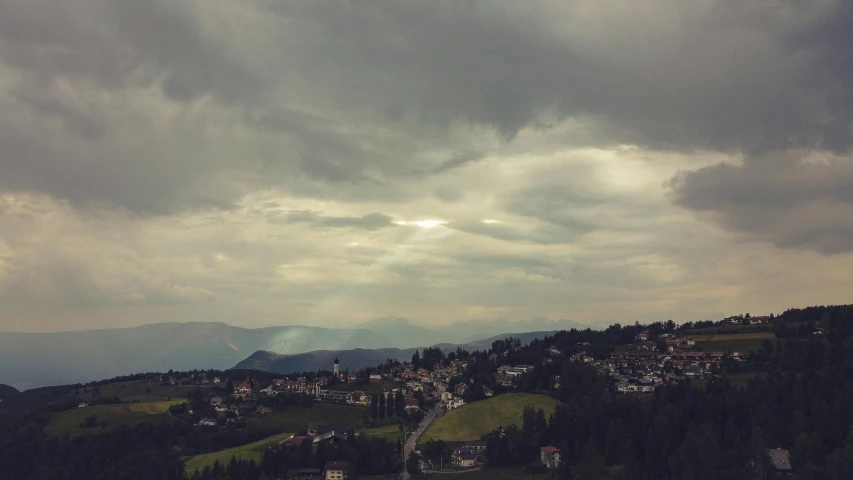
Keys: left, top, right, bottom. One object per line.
{"left": 2, "top": 1, "right": 853, "bottom": 333}
{"left": 0, "top": 316, "right": 586, "bottom": 335}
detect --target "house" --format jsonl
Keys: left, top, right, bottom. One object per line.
{"left": 540, "top": 446, "right": 562, "bottom": 469}
{"left": 766, "top": 448, "right": 792, "bottom": 475}
{"left": 196, "top": 418, "right": 218, "bottom": 427}
{"left": 314, "top": 431, "right": 345, "bottom": 446}
{"left": 455, "top": 383, "right": 469, "bottom": 395}
{"left": 237, "top": 382, "right": 252, "bottom": 394}
{"left": 571, "top": 352, "right": 593, "bottom": 363}
{"left": 448, "top": 397, "right": 465, "bottom": 410}
{"left": 210, "top": 396, "right": 224, "bottom": 405}
{"left": 278, "top": 435, "right": 311, "bottom": 450}
{"left": 213, "top": 377, "right": 221, "bottom": 384}
{"left": 405, "top": 397, "right": 421, "bottom": 412}
{"left": 369, "top": 373, "right": 383, "bottom": 383}
{"left": 456, "top": 452, "right": 477, "bottom": 467}
{"left": 482, "top": 386, "right": 494, "bottom": 397}
{"left": 307, "top": 423, "right": 347, "bottom": 437}
{"left": 453, "top": 444, "right": 486, "bottom": 466}
{"left": 323, "top": 461, "right": 351, "bottom": 480}
{"left": 406, "top": 381, "right": 424, "bottom": 392}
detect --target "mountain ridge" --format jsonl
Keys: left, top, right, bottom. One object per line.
{"left": 0, "top": 320, "right": 568, "bottom": 390}
{"left": 232, "top": 330, "right": 558, "bottom": 374}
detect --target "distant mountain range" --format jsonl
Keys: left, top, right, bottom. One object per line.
{"left": 0, "top": 317, "right": 584, "bottom": 390}
{"left": 0, "top": 322, "right": 389, "bottom": 389}
{"left": 233, "top": 331, "right": 557, "bottom": 374}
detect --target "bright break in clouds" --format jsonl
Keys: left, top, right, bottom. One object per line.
{"left": 0, "top": 1, "right": 852, "bottom": 332}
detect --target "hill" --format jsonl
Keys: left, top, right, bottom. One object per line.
{"left": 435, "top": 331, "right": 557, "bottom": 351}
{"left": 0, "top": 322, "right": 393, "bottom": 389}
{"left": 0, "top": 383, "right": 19, "bottom": 403}
{"left": 235, "top": 331, "right": 558, "bottom": 374}
{"left": 42, "top": 400, "right": 180, "bottom": 437}
{"left": 234, "top": 347, "right": 421, "bottom": 374}
{"left": 419, "top": 393, "right": 559, "bottom": 444}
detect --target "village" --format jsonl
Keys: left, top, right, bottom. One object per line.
{"left": 158, "top": 321, "right": 762, "bottom": 478}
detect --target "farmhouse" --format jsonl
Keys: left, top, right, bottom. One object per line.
{"left": 307, "top": 422, "right": 346, "bottom": 437}
{"left": 540, "top": 446, "right": 562, "bottom": 469}
{"left": 278, "top": 435, "right": 311, "bottom": 449}
{"left": 323, "top": 461, "right": 351, "bottom": 480}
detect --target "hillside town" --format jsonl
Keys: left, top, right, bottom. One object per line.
{"left": 174, "top": 325, "right": 755, "bottom": 434}
{"left": 2, "top": 307, "right": 832, "bottom": 480}
{"left": 157, "top": 319, "right": 766, "bottom": 480}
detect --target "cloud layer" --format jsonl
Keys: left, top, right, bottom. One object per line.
{"left": 1, "top": 1, "right": 852, "bottom": 332}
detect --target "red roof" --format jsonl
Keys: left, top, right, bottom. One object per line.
{"left": 278, "top": 436, "right": 310, "bottom": 447}
{"left": 541, "top": 446, "right": 561, "bottom": 454}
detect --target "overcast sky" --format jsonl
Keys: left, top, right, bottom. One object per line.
{"left": 1, "top": 1, "right": 852, "bottom": 333}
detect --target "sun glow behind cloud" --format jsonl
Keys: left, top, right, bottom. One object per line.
{"left": 395, "top": 219, "right": 448, "bottom": 228}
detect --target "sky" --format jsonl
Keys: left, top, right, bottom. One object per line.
{"left": 1, "top": 1, "right": 852, "bottom": 333}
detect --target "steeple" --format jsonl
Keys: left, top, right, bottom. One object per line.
{"left": 333, "top": 357, "right": 340, "bottom": 376}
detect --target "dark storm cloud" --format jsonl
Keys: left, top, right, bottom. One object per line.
{"left": 671, "top": 152, "right": 853, "bottom": 254}
{"left": 0, "top": 0, "right": 261, "bottom": 103}
{"left": 0, "top": 0, "right": 851, "bottom": 258}
{"left": 276, "top": 0, "right": 853, "bottom": 152}
{"left": 433, "top": 151, "right": 486, "bottom": 174}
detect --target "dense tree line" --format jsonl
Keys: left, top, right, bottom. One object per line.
{"left": 482, "top": 305, "right": 853, "bottom": 479}
{"left": 189, "top": 429, "right": 400, "bottom": 480}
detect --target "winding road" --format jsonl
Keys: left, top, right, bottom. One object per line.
{"left": 401, "top": 405, "right": 441, "bottom": 480}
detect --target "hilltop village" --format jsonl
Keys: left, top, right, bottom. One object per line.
{"left": 147, "top": 314, "right": 785, "bottom": 479}
{"left": 177, "top": 326, "right": 755, "bottom": 430}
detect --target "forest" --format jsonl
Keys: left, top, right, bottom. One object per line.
{"left": 481, "top": 305, "right": 853, "bottom": 480}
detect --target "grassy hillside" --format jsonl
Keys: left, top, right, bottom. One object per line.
{"left": 692, "top": 332, "right": 775, "bottom": 353}
{"left": 420, "top": 393, "right": 559, "bottom": 444}
{"left": 43, "top": 400, "right": 181, "bottom": 437}
{"left": 184, "top": 432, "right": 294, "bottom": 474}
{"left": 414, "top": 465, "right": 552, "bottom": 479}
{"left": 362, "top": 423, "right": 406, "bottom": 443}
{"left": 248, "top": 403, "right": 369, "bottom": 432}
{"left": 81, "top": 380, "right": 202, "bottom": 402}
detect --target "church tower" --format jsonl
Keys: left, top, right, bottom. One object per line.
{"left": 333, "top": 357, "right": 340, "bottom": 376}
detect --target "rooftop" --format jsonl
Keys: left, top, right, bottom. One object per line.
{"left": 767, "top": 448, "right": 792, "bottom": 471}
